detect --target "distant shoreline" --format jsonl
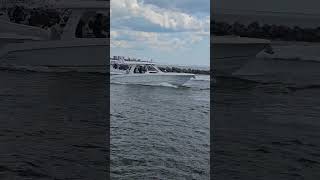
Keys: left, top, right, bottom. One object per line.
{"left": 157, "top": 65, "right": 210, "bottom": 75}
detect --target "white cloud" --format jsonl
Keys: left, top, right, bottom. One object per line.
{"left": 110, "top": 31, "right": 118, "bottom": 39}
{"left": 142, "top": 0, "right": 210, "bottom": 14}
{"left": 111, "top": 29, "right": 207, "bottom": 52}
{"left": 111, "top": 0, "right": 209, "bottom": 55}
{"left": 111, "top": 40, "right": 132, "bottom": 48}
{"left": 111, "top": 0, "right": 209, "bottom": 32}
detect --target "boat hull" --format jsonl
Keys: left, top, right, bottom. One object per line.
{"left": 111, "top": 73, "right": 194, "bottom": 86}
{"left": 0, "top": 39, "right": 108, "bottom": 73}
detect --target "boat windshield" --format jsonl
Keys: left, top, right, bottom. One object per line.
{"left": 112, "top": 63, "right": 129, "bottom": 70}
{"left": 146, "top": 65, "right": 158, "bottom": 72}
{"left": 134, "top": 65, "right": 147, "bottom": 74}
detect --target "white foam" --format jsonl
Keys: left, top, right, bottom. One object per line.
{"left": 191, "top": 75, "right": 210, "bottom": 81}
{"left": 157, "top": 82, "right": 178, "bottom": 88}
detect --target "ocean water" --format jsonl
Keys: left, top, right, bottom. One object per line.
{"left": 213, "top": 58, "right": 320, "bottom": 179}
{"left": 0, "top": 70, "right": 108, "bottom": 179}
{"left": 110, "top": 75, "right": 210, "bottom": 179}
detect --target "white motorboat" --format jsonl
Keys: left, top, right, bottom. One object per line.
{"left": 110, "top": 59, "right": 195, "bottom": 86}
{"left": 0, "top": 0, "right": 108, "bottom": 73}
{"left": 212, "top": 35, "right": 271, "bottom": 76}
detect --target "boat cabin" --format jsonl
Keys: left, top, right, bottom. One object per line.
{"left": 111, "top": 61, "right": 163, "bottom": 74}
{"left": 130, "top": 64, "right": 161, "bottom": 74}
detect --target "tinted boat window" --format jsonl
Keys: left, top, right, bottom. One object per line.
{"left": 147, "top": 65, "right": 157, "bottom": 72}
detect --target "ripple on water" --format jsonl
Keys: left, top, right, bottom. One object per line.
{"left": 111, "top": 77, "right": 210, "bottom": 179}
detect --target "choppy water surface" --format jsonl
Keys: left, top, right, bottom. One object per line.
{"left": 213, "top": 75, "right": 320, "bottom": 180}
{"left": 0, "top": 70, "right": 108, "bottom": 179}
{"left": 111, "top": 75, "right": 210, "bottom": 179}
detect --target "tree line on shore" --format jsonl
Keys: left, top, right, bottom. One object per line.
{"left": 157, "top": 66, "right": 209, "bottom": 75}
{"left": 212, "top": 20, "right": 320, "bottom": 42}
{"left": 115, "top": 64, "right": 210, "bottom": 75}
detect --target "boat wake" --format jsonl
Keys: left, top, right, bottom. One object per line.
{"left": 157, "top": 82, "right": 179, "bottom": 88}
{"left": 190, "top": 75, "right": 210, "bottom": 82}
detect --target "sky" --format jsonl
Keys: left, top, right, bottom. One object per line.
{"left": 110, "top": 0, "right": 210, "bottom": 66}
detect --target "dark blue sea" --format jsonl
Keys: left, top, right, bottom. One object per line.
{"left": 110, "top": 75, "right": 210, "bottom": 179}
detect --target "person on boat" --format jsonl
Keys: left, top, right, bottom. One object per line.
{"left": 138, "top": 66, "right": 143, "bottom": 73}
{"left": 134, "top": 66, "right": 139, "bottom": 73}
{"left": 141, "top": 65, "right": 147, "bottom": 73}
{"left": 113, "top": 64, "right": 118, "bottom": 69}
{"left": 93, "top": 13, "right": 106, "bottom": 38}
{"left": 12, "top": 6, "right": 24, "bottom": 23}
{"left": 75, "top": 19, "right": 85, "bottom": 38}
